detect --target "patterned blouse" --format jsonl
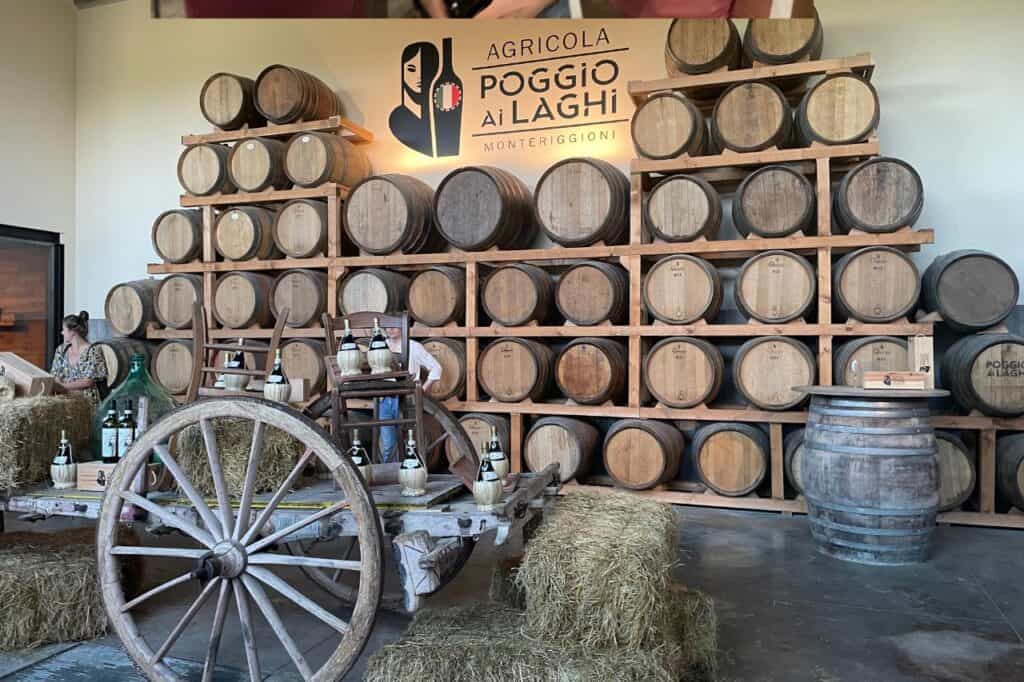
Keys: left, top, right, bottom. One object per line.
{"left": 51, "top": 343, "right": 107, "bottom": 408}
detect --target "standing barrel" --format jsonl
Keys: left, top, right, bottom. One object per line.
{"left": 796, "top": 73, "right": 880, "bottom": 146}
{"left": 154, "top": 274, "right": 202, "bottom": 330}
{"left": 408, "top": 267, "right": 465, "bottom": 327}
{"left": 534, "top": 158, "right": 629, "bottom": 246}
{"left": 434, "top": 166, "right": 538, "bottom": 251}
{"left": 554, "top": 338, "right": 627, "bottom": 405}
{"left": 603, "top": 419, "right": 684, "bottom": 490}
{"left": 935, "top": 431, "right": 976, "bottom": 512}
{"left": 643, "top": 255, "right": 723, "bottom": 325}
{"left": 942, "top": 334, "right": 1024, "bottom": 417}
{"left": 631, "top": 92, "right": 708, "bottom": 160}
{"left": 152, "top": 209, "right": 203, "bottom": 264}
{"left": 199, "top": 72, "right": 265, "bottom": 130}
{"left": 105, "top": 279, "right": 160, "bottom": 338}
{"left": 555, "top": 261, "right": 628, "bottom": 326}
{"left": 477, "top": 338, "right": 553, "bottom": 402}
{"left": 732, "top": 166, "right": 815, "bottom": 238}
{"left": 644, "top": 175, "right": 721, "bottom": 242}
{"left": 280, "top": 339, "right": 326, "bottom": 396}
{"left": 693, "top": 422, "right": 769, "bottom": 497}
{"left": 525, "top": 417, "right": 599, "bottom": 483}
{"left": 734, "top": 250, "right": 816, "bottom": 324}
{"left": 711, "top": 81, "right": 793, "bottom": 153}
{"left": 996, "top": 434, "right": 1024, "bottom": 511}
{"left": 284, "top": 132, "right": 372, "bottom": 188}
{"left": 921, "top": 250, "right": 1019, "bottom": 332}
{"left": 93, "top": 339, "right": 156, "bottom": 390}
{"left": 734, "top": 336, "right": 815, "bottom": 410}
{"left": 152, "top": 339, "right": 194, "bottom": 396}
{"left": 422, "top": 338, "right": 466, "bottom": 401}
{"left": 833, "top": 336, "right": 909, "bottom": 387}
{"left": 271, "top": 269, "right": 327, "bottom": 328}
{"left": 481, "top": 264, "right": 554, "bottom": 327}
{"left": 664, "top": 18, "right": 741, "bottom": 76}
{"left": 177, "top": 144, "right": 235, "bottom": 196}
{"left": 254, "top": 65, "right": 342, "bottom": 124}
{"left": 338, "top": 268, "right": 409, "bottom": 315}
{"left": 644, "top": 337, "right": 724, "bottom": 408}
{"left": 228, "top": 137, "right": 290, "bottom": 193}
{"left": 743, "top": 13, "right": 823, "bottom": 66}
{"left": 213, "top": 272, "right": 274, "bottom": 329}
{"left": 447, "top": 413, "right": 509, "bottom": 465}
{"left": 273, "top": 199, "right": 328, "bottom": 258}
{"left": 802, "top": 388, "right": 940, "bottom": 565}
{"left": 214, "top": 206, "right": 280, "bottom": 261}
{"left": 344, "top": 175, "right": 442, "bottom": 255}
{"left": 783, "top": 427, "right": 806, "bottom": 494}
{"left": 833, "top": 157, "right": 924, "bottom": 234}
{"left": 833, "top": 246, "right": 920, "bottom": 323}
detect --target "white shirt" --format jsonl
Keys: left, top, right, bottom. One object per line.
{"left": 388, "top": 338, "right": 442, "bottom": 384}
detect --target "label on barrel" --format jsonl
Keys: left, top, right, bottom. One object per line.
{"left": 986, "top": 359, "right": 1024, "bottom": 377}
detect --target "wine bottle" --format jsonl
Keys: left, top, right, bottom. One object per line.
{"left": 401, "top": 429, "right": 422, "bottom": 470}
{"left": 267, "top": 349, "right": 288, "bottom": 385}
{"left": 117, "top": 400, "right": 137, "bottom": 460}
{"left": 369, "top": 318, "right": 388, "bottom": 352}
{"left": 52, "top": 430, "right": 73, "bottom": 466}
{"left": 101, "top": 406, "right": 120, "bottom": 464}
{"left": 340, "top": 319, "right": 358, "bottom": 351}
{"left": 478, "top": 442, "right": 498, "bottom": 482}
{"left": 348, "top": 429, "right": 368, "bottom": 467}
{"left": 432, "top": 37, "right": 463, "bottom": 157}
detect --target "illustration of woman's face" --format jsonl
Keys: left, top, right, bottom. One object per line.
{"left": 403, "top": 50, "right": 422, "bottom": 94}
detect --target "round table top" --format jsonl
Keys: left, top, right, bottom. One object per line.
{"left": 795, "top": 385, "right": 950, "bottom": 399}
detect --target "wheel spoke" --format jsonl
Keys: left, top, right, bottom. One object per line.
{"left": 111, "top": 546, "right": 207, "bottom": 559}
{"left": 241, "top": 574, "right": 314, "bottom": 680}
{"left": 201, "top": 418, "right": 234, "bottom": 540}
{"left": 151, "top": 577, "right": 221, "bottom": 665}
{"left": 248, "top": 554, "right": 361, "bottom": 572}
{"left": 247, "top": 566, "right": 349, "bottom": 635}
{"left": 233, "top": 581, "right": 261, "bottom": 681}
{"left": 118, "top": 490, "right": 217, "bottom": 549}
{"left": 121, "top": 572, "right": 194, "bottom": 613}
{"left": 427, "top": 431, "right": 450, "bottom": 453}
{"left": 201, "top": 579, "right": 231, "bottom": 682}
{"left": 155, "top": 443, "right": 225, "bottom": 541}
{"left": 246, "top": 500, "right": 349, "bottom": 555}
{"left": 232, "top": 420, "right": 267, "bottom": 542}
{"left": 239, "top": 448, "right": 315, "bottom": 546}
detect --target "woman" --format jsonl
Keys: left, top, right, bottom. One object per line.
{"left": 378, "top": 325, "right": 442, "bottom": 463}
{"left": 51, "top": 311, "right": 108, "bottom": 409}
{"left": 389, "top": 41, "right": 440, "bottom": 157}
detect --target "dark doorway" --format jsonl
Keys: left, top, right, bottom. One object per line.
{"left": 0, "top": 225, "right": 64, "bottom": 370}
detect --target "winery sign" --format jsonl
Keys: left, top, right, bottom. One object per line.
{"left": 389, "top": 27, "right": 628, "bottom": 158}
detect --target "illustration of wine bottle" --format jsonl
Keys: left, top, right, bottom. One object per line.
{"left": 432, "top": 37, "right": 462, "bottom": 157}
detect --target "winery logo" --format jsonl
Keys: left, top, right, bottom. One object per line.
{"left": 390, "top": 37, "right": 463, "bottom": 158}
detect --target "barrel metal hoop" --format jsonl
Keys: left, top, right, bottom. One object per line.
{"left": 804, "top": 440, "right": 938, "bottom": 457}
{"left": 812, "top": 397, "right": 931, "bottom": 410}
{"left": 806, "top": 496, "right": 938, "bottom": 517}
{"left": 810, "top": 531, "right": 931, "bottom": 555}
{"left": 809, "top": 406, "right": 931, "bottom": 419}
{"left": 804, "top": 421, "right": 934, "bottom": 436}
{"left": 808, "top": 515, "right": 934, "bottom": 538}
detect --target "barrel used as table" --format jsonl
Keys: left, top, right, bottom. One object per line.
{"left": 798, "top": 385, "right": 948, "bottom": 566}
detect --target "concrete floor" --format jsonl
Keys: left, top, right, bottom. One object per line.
{"left": 1, "top": 507, "right": 1023, "bottom": 681}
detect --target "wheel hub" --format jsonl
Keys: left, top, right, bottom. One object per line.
{"left": 193, "top": 540, "right": 247, "bottom": 581}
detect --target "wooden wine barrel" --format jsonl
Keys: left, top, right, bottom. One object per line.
{"left": 534, "top": 158, "right": 629, "bottom": 246}
{"left": 644, "top": 174, "right": 721, "bottom": 243}
{"left": 833, "top": 336, "right": 909, "bottom": 387}
{"left": 693, "top": 422, "right": 769, "bottom": 497}
{"left": 734, "top": 250, "right": 816, "bottom": 323}
{"left": 935, "top": 431, "right": 976, "bottom": 512}
{"left": 481, "top": 264, "right": 554, "bottom": 327}
{"left": 151, "top": 209, "right": 202, "bottom": 264}
{"left": 93, "top": 338, "right": 156, "bottom": 390}
{"left": 270, "top": 269, "right": 327, "bottom": 328}
{"left": 921, "top": 250, "right": 1019, "bottom": 332}
{"left": 525, "top": 417, "right": 600, "bottom": 483}
{"left": 177, "top": 144, "right": 235, "bottom": 196}
{"left": 199, "top": 72, "right": 265, "bottom": 130}
{"left": 337, "top": 268, "right": 409, "bottom": 315}
{"left": 711, "top": 81, "right": 792, "bottom": 153}
{"left": 743, "top": 12, "right": 823, "bottom": 66}
{"left": 732, "top": 166, "right": 815, "bottom": 238}
{"left": 796, "top": 73, "right": 880, "bottom": 146}
{"left": 996, "top": 434, "right": 1024, "bottom": 511}
{"left": 664, "top": 18, "right": 741, "bottom": 76}
{"left": 154, "top": 274, "right": 202, "bottom": 330}
{"left": 273, "top": 199, "right": 328, "bottom": 258}
{"left": 555, "top": 261, "right": 628, "bottom": 326}
{"left": 152, "top": 339, "right": 194, "bottom": 395}
{"left": 228, "top": 137, "right": 290, "bottom": 193}
{"left": 642, "top": 255, "right": 723, "bottom": 325}
{"left": 643, "top": 337, "right": 724, "bottom": 408}
{"left": 284, "top": 132, "right": 372, "bottom": 188}
{"left": 833, "top": 157, "right": 924, "bottom": 234}
{"left": 447, "top": 413, "right": 509, "bottom": 465}
{"left": 942, "top": 334, "right": 1024, "bottom": 417}
{"left": 434, "top": 166, "right": 538, "bottom": 251}
{"left": 280, "top": 338, "right": 326, "bottom": 396}
{"left": 477, "top": 337, "right": 554, "bottom": 402}
{"left": 344, "top": 174, "right": 442, "bottom": 255}
{"left": 631, "top": 92, "right": 708, "bottom": 160}
{"left": 802, "top": 388, "right": 939, "bottom": 565}
{"left": 734, "top": 336, "right": 815, "bottom": 410}
{"left": 603, "top": 419, "right": 684, "bottom": 490}
{"left": 422, "top": 338, "right": 466, "bottom": 401}
{"left": 554, "top": 338, "right": 627, "bottom": 405}
{"left": 213, "top": 272, "right": 274, "bottom": 329}
{"left": 214, "top": 206, "right": 280, "bottom": 261}
{"left": 783, "top": 427, "right": 806, "bottom": 494}
{"left": 833, "top": 246, "right": 920, "bottom": 323}
{"left": 254, "top": 64, "right": 342, "bottom": 125}
{"left": 105, "top": 279, "right": 160, "bottom": 338}
{"left": 408, "top": 267, "right": 465, "bottom": 327}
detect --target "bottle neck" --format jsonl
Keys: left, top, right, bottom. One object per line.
{"left": 441, "top": 38, "right": 453, "bottom": 68}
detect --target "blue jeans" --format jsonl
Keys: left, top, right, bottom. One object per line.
{"left": 378, "top": 397, "right": 400, "bottom": 463}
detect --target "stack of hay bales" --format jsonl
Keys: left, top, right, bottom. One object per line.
{"left": 0, "top": 395, "right": 92, "bottom": 489}
{"left": 366, "top": 490, "right": 718, "bottom": 681}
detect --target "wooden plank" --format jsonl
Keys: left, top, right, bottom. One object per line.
{"left": 202, "top": 206, "right": 215, "bottom": 262}
{"left": 181, "top": 184, "right": 347, "bottom": 208}
{"left": 149, "top": 257, "right": 332, "bottom": 275}
{"left": 637, "top": 322, "right": 934, "bottom": 337}
{"left": 817, "top": 247, "right": 832, "bottom": 325}
{"left": 641, "top": 404, "right": 806, "bottom": 424}
{"left": 818, "top": 335, "right": 833, "bottom": 386}
{"left": 471, "top": 325, "right": 629, "bottom": 337}
{"left": 816, "top": 157, "right": 831, "bottom": 236}
{"left": 445, "top": 400, "right": 640, "bottom": 419}
{"left": 562, "top": 482, "right": 807, "bottom": 513}
{"left": 770, "top": 422, "right": 784, "bottom": 499}
{"left": 630, "top": 172, "right": 644, "bottom": 245}
{"left": 979, "top": 429, "right": 996, "bottom": 514}
{"left": 620, "top": 229, "right": 934, "bottom": 259}
{"left": 937, "top": 511, "right": 1024, "bottom": 530}
{"left": 631, "top": 139, "right": 880, "bottom": 175}
{"left": 0, "top": 352, "right": 53, "bottom": 396}
{"left": 509, "top": 412, "right": 523, "bottom": 474}
{"left": 327, "top": 193, "right": 340, "bottom": 259}
{"left": 182, "top": 115, "right": 373, "bottom": 146}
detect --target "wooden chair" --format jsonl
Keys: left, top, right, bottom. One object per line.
{"left": 185, "top": 303, "right": 289, "bottom": 402}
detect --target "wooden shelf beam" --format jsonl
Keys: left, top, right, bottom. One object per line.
{"left": 182, "top": 115, "right": 373, "bottom": 146}
{"left": 180, "top": 183, "right": 348, "bottom": 208}
{"left": 631, "top": 139, "right": 880, "bottom": 175}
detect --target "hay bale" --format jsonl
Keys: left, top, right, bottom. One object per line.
{"left": 489, "top": 556, "right": 525, "bottom": 610}
{"left": 0, "top": 395, "right": 92, "bottom": 490}
{"left": 673, "top": 586, "right": 718, "bottom": 680}
{"left": 174, "top": 417, "right": 304, "bottom": 496}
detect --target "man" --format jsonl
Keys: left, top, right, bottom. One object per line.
{"left": 377, "top": 324, "right": 443, "bottom": 462}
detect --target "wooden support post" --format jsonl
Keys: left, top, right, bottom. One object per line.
{"left": 510, "top": 412, "right": 523, "bottom": 474}
{"left": 465, "top": 262, "right": 478, "bottom": 401}
{"left": 630, "top": 172, "right": 644, "bottom": 245}
{"left": 203, "top": 272, "right": 216, "bottom": 332}
{"left": 770, "top": 422, "right": 784, "bottom": 500}
{"left": 818, "top": 335, "right": 833, "bottom": 386}
{"left": 817, "top": 247, "right": 832, "bottom": 325}
{"left": 979, "top": 429, "right": 996, "bottom": 514}
{"left": 327, "top": 266, "right": 344, "bottom": 318}
{"left": 201, "top": 206, "right": 215, "bottom": 261}
{"left": 627, "top": 255, "right": 642, "bottom": 409}
{"left": 815, "top": 157, "right": 831, "bottom": 236}
{"left": 327, "top": 192, "right": 340, "bottom": 258}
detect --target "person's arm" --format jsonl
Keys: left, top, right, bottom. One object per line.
{"left": 412, "top": 342, "right": 443, "bottom": 392}
{"left": 60, "top": 378, "right": 95, "bottom": 391}
{"left": 475, "top": 0, "right": 555, "bottom": 17}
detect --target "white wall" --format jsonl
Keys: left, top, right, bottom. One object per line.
{"left": 0, "top": 0, "right": 77, "bottom": 305}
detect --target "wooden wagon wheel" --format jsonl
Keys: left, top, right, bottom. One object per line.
{"left": 96, "top": 398, "right": 383, "bottom": 682}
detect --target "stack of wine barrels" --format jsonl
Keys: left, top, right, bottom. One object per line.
{"left": 631, "top": 93, "right": 708, "bottom": 159}
{"left": 421, "top": 338, "right": 466, "bottom": 401}
{"left": 154, "top": 274, "right": 202, "bottom": 330}
{"left": 833, "top": 157, "right": 924, "bottom": 234}
{"left": 534, "top": 158, "right": 629, "bottom": 246}
{"left": 105, "top": 280, "right": 160, "bottom": 338}
{"left": 284, "top": 132, "right": 371, "bottom": 188}
{"left": 338, "top": 268, "right": 409, "bottom": 316}
{"left": 270, "top": 269, "right": 327, "bottom": 328}
{"left": 152, "top": 339, "right": 194, "bottom": 395}
{"left": 734, "top": 251, "right": 816, "bottom": 323}
{"left": 524, "top": 416, "right": 599, "bottom": 483}
{"left": 273, "top": 199, "right": 328, "bottom": 258}
{"left": 214, "top": 207, "right": 280, "bottom": 261}
{"left": 280, "top": 339, "right": 327, "bottom": 396}
{"left": 603, "top": 419, "right": 684, "bottom": 490}
{"left": 734, "top": 336, "right": 815, "bottom": 410}
{"left": 644, "top": 337, "right": 724, "bottom": 408}
{"left": 555, "top": 261, "right": 629, "bottom": 325}
{"left": 644, "top": 175, "right": 721, "bottom": 242}
{"left": 942, "top": 334, "right": 1024, "bottom": 417}
{"left": 921, "top": 250, "right": 1018, "bottom": 332}
{"left": 408, "top": 267, "right": 465, "bottom": 327}
{"left": 152, "top": 209, "right": 202, "bottom": 264}
{"left": 481, "top": 264, "right": 553, "bottom": 326}
{"left": 554, "top": 338, "right": 627, "bottom": 405}
{"left": 833, "top": 336, "right": 909, "bottom": 387}
{"left": 732, "top": 166, "right": 815, "bottom": 238}
{"left": 93, "top": 338, "right": 156, "bottom": 390}
{"left": 996, "top": 434, "right": 1024, "bottom": 512}
{"left": 344, "top": 175, "right": 443, "bottom": 255}
{"left": 199, "top": 73, "right": 266, "bottom": 130}
{"left": 178, "top": 144, "right": 235, "bottom": 196}
{"left": 833, "top": 246, "right": 920, "bottom": 323}
{"left": 693, "top": 422, "right": 770, "bottom": 496}
{"left": 642, "top": 255, "right": 723, "bottom": 324}
{"left": 254, "top": 65, "right": 343, "bottom": 124}
{"left": 213, "top": 272, "right": 274, "bottom": 329}
{"left": 228, "top": 137, "right": 289, "bottom": 192}
{"left": 477, "top": 338, "right": 553, "bottom": 402}
{"left": 434, "top": 166, "right": 538, "bottom": 250}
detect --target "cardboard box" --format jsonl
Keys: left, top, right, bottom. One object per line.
{"left": 0, "top": 352, "right": 53, "bottom": 396}
{"left": 77, "top": 461, "right": 165, "bottom": 492}
{"left": 863, "top": 371, "right": 929, "bottom": 391}
{"left": 907, "top": 336, "right": 935, "bottom": 389}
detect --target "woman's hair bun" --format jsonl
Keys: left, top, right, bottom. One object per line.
{"left": 78, "top": 310, "right": 89, "bottom": 324}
